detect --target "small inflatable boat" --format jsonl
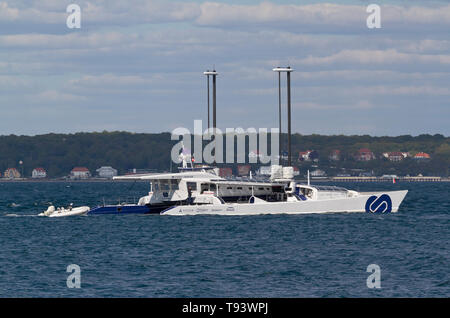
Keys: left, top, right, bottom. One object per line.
{"left": 39, "top": 205, "right": 90, "bottom": 217}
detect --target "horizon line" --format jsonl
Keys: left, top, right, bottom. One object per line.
{"left": 0, "top": 131, "right": 448, "bottom": 138}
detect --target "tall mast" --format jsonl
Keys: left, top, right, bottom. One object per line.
{"left": 272, "top": 66, "right": 294, "bottom": 166}
{"left": 203, "top": 70, "right": 218, "bottom": 132}
{"left": 287, "top": 67, "right": 292, "bottom": 166}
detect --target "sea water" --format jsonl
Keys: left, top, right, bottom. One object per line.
{"left": 0, "top": 181, "right": 448, "bottom": 297}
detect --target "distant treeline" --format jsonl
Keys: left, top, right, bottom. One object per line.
{"left": 0, "top": 132, "right": 448, "bottom": 177}
{"left": 291, "top": 134, "right": 449, "bottom": 177}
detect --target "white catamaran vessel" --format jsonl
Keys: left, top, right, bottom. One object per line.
{"left": 102, "top": 162, "right": 407, "bottom": 216}
{"left": 160, "top": 180, "right": 408, "bottom": 216}
{"left": 89, "top": 66, "right": 408, "bottom": 216}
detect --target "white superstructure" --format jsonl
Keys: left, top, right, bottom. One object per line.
{"left": 112, "top": 162, "right": 408, "bottom": 216}
{"left": 114, "top": 168, "right": 289, "bottom": 207}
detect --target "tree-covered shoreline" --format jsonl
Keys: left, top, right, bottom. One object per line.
{"left": 0, "top": 132, "right": 448, "bottom": 177}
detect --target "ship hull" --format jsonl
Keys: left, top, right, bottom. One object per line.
{"left": 161, "top": 190, "right": 408, "bottom": 216}
{"left": 88, "top": 204, "right": 169, "bottom": 215}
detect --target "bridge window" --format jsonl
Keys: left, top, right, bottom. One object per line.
{"left": 161, "top": 180, "right": 170, "bottom": 191}
{"left": 170, "top": 179, "right": 179, "bottom": 190}
{"left": 187, "top": 182, "right": 197, "bottom": 191}
{"left": 201, "top": 183, "right": 209, "bottom": 193}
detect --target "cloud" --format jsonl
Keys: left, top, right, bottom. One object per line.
{"left": 0, "top": 1, "right": 449, "bottom": 136}
{"left": 294, "top": 70, "right": 450, "bottom": 82}
{"left": 296, "top": 49, "right": 450, "bottom": 66}
{"left": 291, "top": 84, "right": 450, "bottom": 97}
{"left": 361, "top": 85, "right": 450, "bottom": 96}
{"left": 0, "top": 74, "right": 30, "bottom": 87}
{"left": 0, "top": 0, "right": 201, "bottom": 26}
{"left": 0, "top": 2, "right": 19, "bottom": 21}
{"left": 34, "top": 90, "right": 87, "bottom": 102}
{"left": 69, "top": 74, "right": 157, "bottom": 87}
{"left": 382, "top": 4, "right": 450, "bottom": 25}
{"left": 195, "top": 2, "right": 365, "bottom": 27}
{"left": 81, "top": 0, "right": 200, "bottom": 24}
{"left": 194, "top": 2, "right": 450, "bottom": 35}
{"left": 2, "top": 1, "right": 450, "bottom": 33}
{"left": 0, "top": 31, "right": 131, "bottom": 48}
{"left": 294, "top": 100, "right": 374, "bottom": 110}
{"left": 401, "top": 39, "right": 450, "bottom": 54}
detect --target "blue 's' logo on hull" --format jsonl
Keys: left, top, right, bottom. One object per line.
{"left": 365, "top": 194, "right": 392, "bottom": 213}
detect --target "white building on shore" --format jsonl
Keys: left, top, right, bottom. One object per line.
{"left": 32, "top": 167, "right": 47, "bottom": 179}
{"left": 96, "top": 166, "right": 118, "bottom": 179}
{"left": 70, "top": 167, "right": 91, "bottom": 179}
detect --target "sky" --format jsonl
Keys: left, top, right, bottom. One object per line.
{"left": 0, "top": 0, "right": 449, "bottom": 136}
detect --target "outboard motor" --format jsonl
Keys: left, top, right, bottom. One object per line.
{"left": 44, "top": 205, "right": 55, "bottom": 216}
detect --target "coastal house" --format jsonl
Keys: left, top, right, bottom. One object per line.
{"left": 329, "top": 149, "right": 341, "bottom": 161}
{"left": 298, "top": 150, "right": 312, "bottom": 162}
{"left": 355, "top": 148, "right": 375, "bottom": 161}
{"left": 96, "top": 166, "right": 118, "bottom": 179}
{"left": 4, "top": 168, "right": 21, "bottom": 179}
{"left": 413, "top": 152, "right": 431, "bottom": 161}
{"left": 382, "top": 152, "right": 409, "bottom": 162}
{"left": 298, "top": 150, "right": 319, "bottom": 162}
{"left": 70, "top": 167, "right": 91, "bottom": 179}
{"left": 32, "top": 167, "right": 47, "bottom": 178}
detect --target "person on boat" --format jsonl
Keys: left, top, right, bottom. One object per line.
{"left": 187, "top": 186, "right": 193, "bottom": 205}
